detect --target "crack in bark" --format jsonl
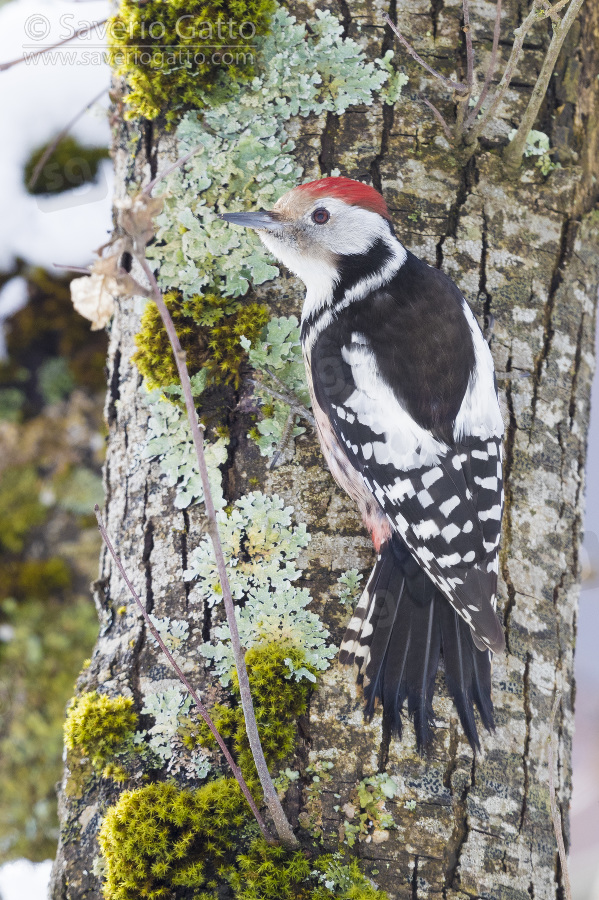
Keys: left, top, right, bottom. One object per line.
{"left": 143, "top": 120, "right": 158, "bottom": 180}
{"left": 318, "top": 113, "right": 340, "bottom": 177}
{"left": 500, "top": 354, "right": 518, "bottom": 649}
{"left": 370, "top": 0, "right": 399, "bottom": 178}
{"left": 442, "top": 728, "right": 460, "bottom": 792}
{"left": 336, "top": 0, "right": 351, "bottom": 35}
{"left": 571, "top": 449, "right": 584, "bottom": 579}
{"left": 122, "top": 472, "right": 130, "bottom": 523}
{"left": 106, "top": 347, "right": 121, "bottom": 426}
{"left": 317, "top": 0, "right": 352, "bottom": 178}
{"left": 142, "top": 519, "right": 155, "bottom": 615}
{"left": 377, "top": 715, "right": 392, "bottom": 772}
{"left": 181, "top": 509, "right": 191, "bottom": 611}
{"left": 436, "top": 156, "right": 477, "bottom": 269}
{"left": 529, "top": 217, "right": 578, "bottom": 432}
{"left": 430, "top": 0, "right": 444, "bottom": 40}
{"left": 202, "top": 592, "right": 213, "bottom": 644}
{"left": 479, "top": 206, "right": 492, "bottom": 332}
{"left": 412, "top": 856, "right": 420, "bottom": 900}
{"left": 568, "top": 313, "right": 584, "bottom": 428}
{"left": 371, "top": 103, "right": 395, "bottom": 195}
{"left": 518, "top": 651, "right": 532, "bottom": 836}
{"left": 442, "top": 756, "right": 476, "bottom": 896}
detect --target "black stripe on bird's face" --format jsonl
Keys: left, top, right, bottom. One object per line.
{"left": 301, "top": 237, "right": 397, "bottom": 342}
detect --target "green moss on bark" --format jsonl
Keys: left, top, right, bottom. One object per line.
{"left": 132, "top": 291, "right": 269, "bottom": 390}
{"left": 109, "top": 0, "right": 277, "bottom": 125}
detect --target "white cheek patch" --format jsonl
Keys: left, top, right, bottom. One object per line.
{"left": 258, "top": 230, "right": 338, "bottom": 315}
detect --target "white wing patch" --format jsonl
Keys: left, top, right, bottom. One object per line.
{"left": 341, "top": 336, "right": 450, "bottom": 470}
{"left": 453, "top": 299, "right": 504, "bottom": 442}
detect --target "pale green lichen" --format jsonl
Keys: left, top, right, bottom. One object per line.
{"left": 336, "top": 569, "right": 364, "bottom": 607}
{"left": 184, "top": 491, "right": 334, "bottom": 683}
{"left": 242, "top": 315, "right": 312, "bottom": 457}
{"left": 135, "top": 687, "right": 192, "bottom": 763}
{"left": 147, "top": 615, "right": 189, "bottom": 653}
{"left": 337, "top": 774, "right": 398, "bottom": 847}
{"left": 142, "top": 387, "right": 228, "bottom": 510}
{"left": 508, "top": 128, "right": 558, "bottom": 175}
{"left": 150, "top": 8, "right": 405, "bottom": 300}
{"left": 312, "top": 855, "right": 386, "bottom": 899}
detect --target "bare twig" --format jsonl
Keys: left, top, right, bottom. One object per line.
{"left": 136, "top": 254, "right": 298, "bottom": 847}
{"left": 466, "top": 0, "right": 577, "bottom": 145}
{"left": 464, "top": 3, "right": 540, "bottom": 143}
{"left": 418, "top": 96, "right": 453, "bottom": 140}
{"left": 53, "top": 263, "right": 94, "bottom": 275}
{"left": 462, "top": 0, "right": 475, "bottom": 92}
{"left": 547, "top": 694, "right": 572, "bottom": 900}
{"left": 269, "top": 409, "right": 296, "bottom": 470}
{"left": 464, "top": 0, "right": 503, "bottom": 129}
{"left": 249, "top": 376, "right": 315, "bottom": 426}
{"left": 94, "top": 506, "right": 273, "bottom": 844}
{"left": 144, "top": 143, "right": 207, "bottom": 197}
{"left": 0, "top": 19, "right": 107, "bottom": 72}
{"left": 28, "top": 88, "right": 108, "bottom": 192}
{"left": 503, "top": 0, "right": 585, "bottom": 168}
{"left": 383, "top": 13, "right": 469, "bottom": 94}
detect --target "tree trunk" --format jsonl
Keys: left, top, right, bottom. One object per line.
{"left": 51, "top": 0, "right": 599, "bottom": 897}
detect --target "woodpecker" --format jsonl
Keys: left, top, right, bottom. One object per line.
{"left": 221, "top": 176, "right": 505, "bottom": 751}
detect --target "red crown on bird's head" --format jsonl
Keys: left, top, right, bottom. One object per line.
{"left": 295, "top": 176, "right": 391, "bottom": 221}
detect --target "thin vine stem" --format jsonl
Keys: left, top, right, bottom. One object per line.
{"left": 28, "top": 87, "right": 108, "bottom": 191}
{"left": 465, "top": 0, "right": 575, "bottom": 145}
{"left": 94, "top": 506, "right": 273, "bottom": 844}
{"left": 383, "top": 13, "right": 469, "bottom": 94}
{"left": 464, "top": 0, "right": 503, "bottom": 129}
{"left": 503, "top": 0, "right": 585, "bottom": 167}
{"left": 462, "top": 0, "right": 475, "bottom": 93}
{"left": 135, "top": 253, "right": 298, "bottom": 847}
{"left": 418, "top": 96, "right": 452, "bottom": 140}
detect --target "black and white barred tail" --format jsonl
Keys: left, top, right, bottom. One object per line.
{"left": 339, "top": 535, "right": 495, "bottom": 751}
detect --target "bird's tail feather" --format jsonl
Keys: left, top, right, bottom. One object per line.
{"left": 339, "top": 535, "right": 494, "bottom": 751}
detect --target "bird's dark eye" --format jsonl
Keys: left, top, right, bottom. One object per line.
{"left": 311, "top": 207, "right": 330, "bottom": 225}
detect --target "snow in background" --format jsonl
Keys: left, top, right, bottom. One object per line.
{"left": 0, "top": 0, "right": 110, "bottom": 896}
{"left": 0, "top": 0, "right": 112, "bottom": 271}
{"left": 0, "top": 860, "right": 53, "bottom": 900}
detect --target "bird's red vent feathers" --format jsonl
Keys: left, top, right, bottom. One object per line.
{"left": 296, "top": 176, "right": 391, "bottom": 220}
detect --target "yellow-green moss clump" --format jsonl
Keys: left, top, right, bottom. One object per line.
{"left": 228, "top": 839, "right": 312, "bottom": 899}
{"left": 99, "top": 779, "right": 247, "bottom": 899}
{"left": 100, "top": 798, "right": 388, "bottom": 900}
{"left": 132, "top": 291, "right": 269, "bottom": 391}
{"left": 189, "top": 643, "right": 315, "bottom": 786}
{"left": 109, "top": 0, "right": 277, "bottom": 124}
{"left": 64, "top": 691, "right": 138, "bottom": 770}
{"left": 98, "top": 643, "right": 388, "bottom": 899}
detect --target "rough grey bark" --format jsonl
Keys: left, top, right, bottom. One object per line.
{"left": 51, "top": 0, "right": 599, "bottom": 897}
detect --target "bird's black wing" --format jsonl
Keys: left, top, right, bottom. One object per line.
{"left": 309, "top": 281, "right": 504, "bottom": 653}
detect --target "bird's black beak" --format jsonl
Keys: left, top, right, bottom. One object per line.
{"left": 219, "top": 210, "right": 283, "bottom": 231}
